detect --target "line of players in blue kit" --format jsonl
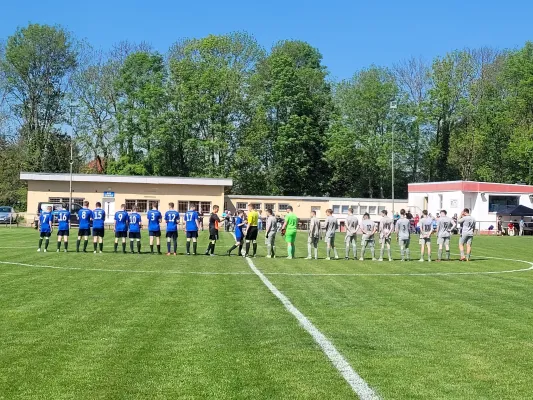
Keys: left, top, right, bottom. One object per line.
{"left": 36, "top": 201, "right": 209, "bottom": 255}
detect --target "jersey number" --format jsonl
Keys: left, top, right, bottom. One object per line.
{"left": 82, "top": 211, "right": 87, "bottom": 219}
{"left": 168, "top": 214, "right": 176, "bottom": 222}
{"left": 60, "top": 214, "right": 68, "bottom": 221}
{"left": 118, "top": 214, "right": 123, "bottom": 221}
{"left": 131, "top": 216, "right": 137, "bottom": 224}
{"left": 151, "top": 213, "right": 156, "bottom": 221}
{"left": 94, "top": 211, "right": 102, "bottom": 219}
{"left": 185, "top": 213, "right": 193, "bottom": 222}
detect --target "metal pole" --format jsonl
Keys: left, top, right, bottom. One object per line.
{"left": 69, "top": 140, "right": 73, "bottom": 212}
{"left": 392, "top": 122, "right": 395, "bottom": 215}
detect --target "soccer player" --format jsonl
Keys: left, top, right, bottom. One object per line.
{"left": 458, "top": 208, "right": 476, "bottom": 261}
{"left": 378, "top": 209, "right": 393, "bottom": 261}
{"left": 244, "top": 203, "right": 259, "bottom": 257}
{"left": 281, "top": 205, "right": 298, "bottom": 259}
{"left": 128, "top": 206, "right": 142, "bottom": 254}
{"left": 344, "top": 208, "right": 359, "bottom": 260}
{"left": 37, "top": 206, "right": 53, "bottom": 252}
{"left": 92, "top": 202, "right": 106, "bottom": 253}
{"left": 184, "top": 205, "right": 200, "bottom": 255}
{"left": 205, "top": 205, "right": 221, "bottom": 256}
{"left": 77, "top": 201, "right": 92, "bottom": 253}
{"left": 114, "top": 204, "right": 129, "bottom": 253}
{"left": 436, "top": 210, "right": 456, "bottom": 261}
{"left": 417, "top": 210, "right": 433, "bottom": 262}
{"left": 165, "top": 203, "right": 180, "bottom": 256}
{"left": 265, "top": 208, "right": 277, "bottom": 258}
{"left": 359, "top": 213, "right": 377, "bottom": 261}
{"left": 324, "top": 209, "right": 339, "bottom": 260}
{"left": 56, "top": 205, "right": 70, "bottom": 252}
{"left": 395, "top": 209, "right": 411, "bottom": 261}
{"left": 227, "top": 209, "right": 246, "bottom": 256}
{"left": 147, "top": 204, "right": 162, "bottom": 254}
{"left": 306, "top": 210, "right": 321, "bottom": 260}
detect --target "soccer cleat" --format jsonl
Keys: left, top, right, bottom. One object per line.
{"left": 334, "top": 256, "right": 339, "bottom": 260}
{"left": 400, "top": 259, "right": 405, "bottom": 262}
{"left": 37, "top": 248, "right": 41, "bottom": 252}
{"left": 306, "top": 256, "right": 312, "bottom": 260}
{"left": 167, "top": 252, "right": 171, "bottom": 256}
{"left": 205, "top": 251, "right": 210, "bottom": 256}
{"left": 266, "top": 255, "right": 272, "bottom": 258}
{"left": 359, "top": 257, "right": 364, "bottom": 261}
{"left": 389, "top": 258, "right": 393, "bottom": 262}
{"left": 56, "top": 249, "right": 60, "bottom": 253}
{"left": 174, "top": 253, "right": 177, "bottom": 256}
{"left": 378, "top": 258, "right": 383, "bottom": 262}
{"left": 44, "top": 249, "right": 47, "bottom": 253}
{"left": 286, "top": 256, "right": 293, "bottom": 259}
{"left": 99, "top": 251, "right": 102, "bottom": 254}
{"left": 460, "top": 257, "right": 466, "bottom": 262}
{"left": 325, "top": 257, "right": 331, "bottom": 260}
{"left": 344, "top": 257, "right": 349, "bottom": 260}
{"left": 64, "top": 249, "right": 68, "bottom": 253}
{"left": 186, "top": 252, "right": 190, "bottom": 255}
{"left": 94, "top": 250, "right": 97, "bottom": 254}
{"left": 419, "top": 259, "right": 424, "bottom": 262}
{"left": 226, "top": 251, "right": 231, "bottom": 257}
{"left": 209, "top": 254, "right": 216, "bottom": 257}
{"left": 372, "top": 258, "right": 377, "bottom": 261}
{"left": 436, "top": 259, "right": 441, "bottom": 262}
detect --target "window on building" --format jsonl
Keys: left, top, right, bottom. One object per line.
{"left": 341, "top": 205, "right": 349, "bottom": 214}
{"left": 488, "top": 195, "right": 519, "bottom": 213}
{"left": 189, "top": 201, "right": 200, "bottom": 212}
{"left": 49, "top": 197, "right": 84, "bottom": 205}
{"left": 178, "top": 201, "right": 189, "bottom": 213}
{"left": 250, "top": 203, "right": 262, "bottom": 211}
{"left": 278, "top": 203, "right": 290, "bottom": 212}
{"left": 369, "top": 206, "right": 377, "bottom": 215}
{"left": 378, "top": 206, "right": 386, "bottom": 214}
{"left": 351, "top": 205, "right": 359, "bottom": 215}
{"left": 332, "top": 205, "right": 340, "bottom": 214}
{"left": 264, "top": 203, "right": 275, "bottom": 212}
{"left": 360, "top": 205, "right": 368, "bottom": 214}
{"left": 125, "top": 199, "right": 151, "bottom": 212}
{"left": 201, "top": 202, "right": 212, "bottom": 214}
{"left": 236, "top": 202, "right": 248, "bottom": 210}
{"left": 148, "top": 200, "right": 159, "bottom": 211}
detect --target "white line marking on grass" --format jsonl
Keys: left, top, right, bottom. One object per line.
{"left": 245, "top": 257, "right": 380, "bottom": 400}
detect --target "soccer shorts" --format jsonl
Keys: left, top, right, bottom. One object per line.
{"left": 285, "top": 232, "right": 296, "bottom": 243}
{"left": 129, "top": 232, "right": 141, "bottom": 239}
{"left": 40, "top": 231, "right": 51, "bottom": 237}
{"left": 57, "top": 230, "right": 69, "bottom": 237}
{"left": 78, "top": 228, "right": 91, "bottom": 237}
{"left": 186, "top": 231, "right": 198, "bottom": 239}
{"left": 265, "top": 233, "right": 276, "bottom": 245}
{"left": 308, "top": 236, "right": 319, "bottom": 247}
{"left": 399, "top": 238, "right": 410, "bottom": 248}
{"left": 379, "top": 236, "right": 391, "bottom": 245}
{"left": 245, "top": 226, "right": 258, "bottom": 241}
{"left": 92, "top": 228, "right": 105, "bottom": 238}
{"left": 459, "top": 235, "right": 473, "bottom": 245}
{"left": 115, "top": 231, "right": 127, "bottom": 238}
{"left": 166, "top": 231, "right": 178, "bottom": 240}
{"left": 419, "top": 237, "right": 431, "bottom": 245}
{"left": 209, "top": 230, "right": 218, "bottom": 241}
{"left": 437, "top": 236, "right": 450, "bottom": 246}
{"left": 345, "top": 235, "right": 356, "bottom": 245}
{"left": 235, "top": 235, "right": 243, "bottom": 243}
{"left": 361, "top": 235, "right": 374, "bottom": 245}
{"left": 325, "top": 236, "right": 335, "bottom": 246}
{"left": 149, "top": 230, "right": 161, "bottom": 237}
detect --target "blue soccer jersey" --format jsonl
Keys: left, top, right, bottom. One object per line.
{"left": 78, "top": 208, "right": 93, "bottom": 229}
{"left": 129, "top": 212, "right": 142, "bottom": 233}
{"left": 185, "top": 210, "right": 199, "bottom": 231}
{"left": 39, "top": 212, "right": 52, "bottom": 232}
{"left": 165, "top": 210, "right": 180, "bottom": 232}
{"left": 115, "top": 210, "right": 129, "bottom": 232}
{"left": 57, "top": 210, "right": 70, "bottom": 231}
{"left": 147, "top": 209, "right": 162, "bottom": 231}
{"left": 92, "top": 208, "right": 106, "bottom": 229}
{"left": 235, "top": 216, "right": 244, "bottom": 239}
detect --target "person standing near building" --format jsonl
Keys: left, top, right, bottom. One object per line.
{"left": 128, "top": 206, "right": 143, "bottom": 254}
{"left": 496, "top": 215, "right": 503, "bottom": 236}
{"left": 165, "top": 203, "right": 180, "bottom": 256}
{"left": 147, "top": 204, "right": 162, "bottom": 254}
{"left": 306, "top": 210, "right": 321, "bottom": 260}
{"left": 344, "top": 208, "right": 358, "bottom": 260}
{"left": 244, "top": 203, "right": 259, "bottom": 257}
{"left": 324, "top": 209, "right": 339, "bottom": 260}
{"left": 77, "top": 201, "right": 93, "bottom": 253}
{"left": 519, "top": 217, "right": 525, "bottom": 236}
{"left": 56, "top": 205, "right": 70, "bottom": 252}
{"left": 92, "top": 202, "right": 106, "bottom": 253}
{"left": 281, "top": 205, "right": 298, "bottom": 259}
{"left": 37, "top": 205, "right": 53, "bottom": 252}
{"left": 227, "top": 210, "right": 246, "bottom": 256}
{"left": 378, "top": 209, "right": 393, "bottom": 262}
{"left": 414, "top": 214, "right": 420, "bottom": 234}
{"left": 417, "top": 210, "right": 433, "bottom": 262}
{"left": 359, "top": 213, "right": 377, "bottom": 261}
{"left": 265, "top": 208, "right": 277, "bottom": 258}
{"left": 436, "top": 210, "right": 455, "bottom": 261}
{"left": 114, "top": 204, "right": 129, "bottom": 253}
{"left": 395, "top": 209, "right": 411, "bottom": 261}
{"left": 204, "top": 205, "right": 221, "bottom": 256}
{"left": 458, "top": 208, "right": 476, "bottom": 261}
{"left": 184, "top": 205, "right": 200, "bottom": 255}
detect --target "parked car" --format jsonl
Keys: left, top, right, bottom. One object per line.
{"left": 33, "top": 202, "right": 83, "bottom": 229}
{"left": 0, "top": 206, "right": 18, "bottom": 224}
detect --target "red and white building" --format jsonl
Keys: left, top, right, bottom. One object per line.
{"left": 408, "top": 181, "right": 533, "bottom": 230}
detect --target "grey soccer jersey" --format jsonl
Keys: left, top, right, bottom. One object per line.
{"left": 308, "top": 217, "right": 321, "bottom": 238}
{"left": 345, "top": 215, "right": 359, "bottom": 237}
{"left": 458, "top": 215, "right": 476, "bottom": 237}
{"left": 361, "top": 219, "right": 375, "bottom": 239}
{"left": 266, "top": 216, "right": 277, "bottom": 237}
{"left": 418, "top": 217, "right": 433, "bottom": 237}
{"left": 325, "top": 216, "right": 338, "bottom": 238}
{"left": 437, "top": 216, "right": 455, "bottom": 238}
{"left": 379, "top": 217, "right": 393, "bottom": 239}
{"left": 396, "top": 218, "right": 411, "bottom": 240}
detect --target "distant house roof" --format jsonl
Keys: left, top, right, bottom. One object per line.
{"left": 20, "top": 172, "right": 233, "bottom": 187}
{"left": 408, "top": 181, "right": 533, "bottom": 194}
{"left": 227, "top": 195, "right": 407, "bottom": 203}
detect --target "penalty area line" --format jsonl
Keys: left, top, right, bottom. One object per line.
{"left": 245, "top": 257, "right": 380, "bottom": 400}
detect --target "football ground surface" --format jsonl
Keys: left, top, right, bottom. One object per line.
{"left": 1, "top": 229, "right": 533, "bottom": 399}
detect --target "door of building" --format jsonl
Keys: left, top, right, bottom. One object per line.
{"left": 104, "top": 199, "right": 115, "bottom": 222}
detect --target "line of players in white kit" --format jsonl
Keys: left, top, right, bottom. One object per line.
{"left": 316, "top": 207, "right": 475, "bottom": 262}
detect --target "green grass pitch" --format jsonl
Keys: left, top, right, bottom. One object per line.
{"left": 1, "top": 228, "right": 533, "bottom": 399}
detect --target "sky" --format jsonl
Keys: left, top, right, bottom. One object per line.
{"left": 1, "top": 0, "right": 532, "bottom": 80}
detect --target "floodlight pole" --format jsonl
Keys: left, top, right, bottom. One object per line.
{"left": 69, "top": 105, "right": 76, "bottom": 212}
{"left": 390, "top": 101, "right": 397, "bottom": 215}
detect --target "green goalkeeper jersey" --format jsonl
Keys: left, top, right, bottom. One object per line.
{"left": 285, "top": 212, "right": 298, "bottom": 234}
